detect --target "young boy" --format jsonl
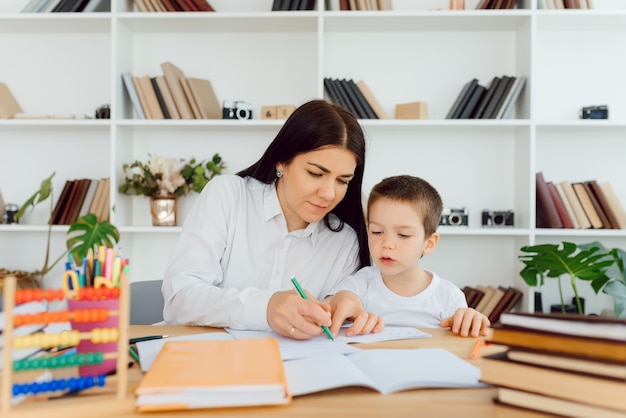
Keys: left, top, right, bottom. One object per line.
{"left": 329, "top": 175, "right": 490, "bottom": 337}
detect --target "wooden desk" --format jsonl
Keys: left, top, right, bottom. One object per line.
{"left": 8, "top": 326, "right": 549, "bottom": 418}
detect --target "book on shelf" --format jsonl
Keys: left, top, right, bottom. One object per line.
{"left": 553, "top": 0, "right": 565, "bottom": 8}
{"left": 572, "top": 182, "right": 603, "bottom": 228}
{"left": 0, "top": 82, "right": 24, "bottom": 119}
{"left": 583, "top": 180, "right": 612, "bottom": 228}
{"left": 78, "top": 179, "right": 99, "bottom": 219}
{"left": 554, "top": 182, "right": 580, "bottom": 228}
{"left": 185, "top": 77, "right": 221, "bottom": 119}
{"left": 133, "top": 0, "right": 150, "bottom": 12}
{"left": 180, "top": 77, "right": 202, "bottom": 119}
{"left": 473, "top": 285, "right": 494, "bottom": 314}
{"left": 63, "top": 178, "right": 92, "bottom": 225}
{"left": 480, "top": 351, "right": 626, "bottom": 413}
{"left": 495, "top": 386, "right": 625, "bottom": 418}
{"left": 445, "top": 78, "right": 478, "bottom": 119}
{"left": 585, "top": 180, "right": 616, "bottom": 229}
{"left": 337, "top": 79, "right": 369, "bottom": 119}
{"left": 82, "top": 0, "right": 110, "bottom": 12}
{"left": 132, "top": 75, "right": 152, "bottom": 119}
{"left": 598, "top": 181, "right": 626, "bottom": 229}
{"left": 459, "top": 84, "right": 485, "bottom": 119}
{"left": 51, "top": 180, "right": 74, "bottom": 225}
{"left": 161, "top": 61, "right": 194, "bottom": 119}
{"left": 284, "top": 348, "right": 483, "bottom": 397}
{"left": 484, "top": 75, "right": 515, "bottom": 119}
{"left": 155, "top": 75, "right": 179, "bottom": 119}
{"left": 535, "top": 172, "right": 563, "bottom": 228}
{"left": 546, "top": 181, "right": 573, "bottom": 228}
{"left": 559, "top": 180, "right": 591, "bottom": 229}
{"left": 137, "top": 75, "right": 165, "bottom": 119}
{"left": 355, "top": 80, "right": 389, "bottom": 119}
{"left": 150, "top": 77, "right": 171, "bottom": 119}
{"left": 478, "top": 285, "right": 504, "bottom": 318}
{"left": 470, "top": 76, "right": 500, "bottom": 119}
{"left": 135, "top": 339, "right": 291, "bottom": 411}
{"left": 497, "top": 75, "right": 526, "bottom": 119}
{"left": 344, "top": 79, "right": 377, "bottom": 119}
{"left": 487, "top": 286, "right": 522, "bottom": 324}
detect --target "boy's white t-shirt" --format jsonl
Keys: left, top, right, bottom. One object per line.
{"left": 330, "top": 266, "right": 468, "bottom": 328}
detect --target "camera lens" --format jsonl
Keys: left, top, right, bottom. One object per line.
{"left": 236, "top": 108, "right": 251, "bottom": 120}
{"left": 449, "top": 214, "right": 461, "bottom": 226}
{"left": 493, "top": 214, "right": 504, "bottom": 225}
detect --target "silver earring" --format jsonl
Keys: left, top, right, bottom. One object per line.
{"left": 276, "top": 170, "right": 282, "bottom": 178}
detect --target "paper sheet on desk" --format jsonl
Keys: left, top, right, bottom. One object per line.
{"left": 226, "top": 326, "right": 431, "bottom": 361}
{"left": 136, "top": 332, "right": 234, "bottom": 372}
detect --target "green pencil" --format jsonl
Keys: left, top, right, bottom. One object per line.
{"left": 290, "top": 276, "right": 335, "bottom": 341}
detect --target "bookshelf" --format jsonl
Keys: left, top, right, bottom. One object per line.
{"left": 1, "top": 0, "right": 625, "bottom": 316}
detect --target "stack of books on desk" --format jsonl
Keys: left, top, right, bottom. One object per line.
{"left": 481, "top": 312, "right": 626, "bottom": 418}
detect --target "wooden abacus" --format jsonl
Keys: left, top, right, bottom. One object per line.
{"left": 1, "top": 273, "right": 130, "bottom": 413}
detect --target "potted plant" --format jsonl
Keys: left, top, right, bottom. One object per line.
{"left": 118, "top": 153, "right": 224, "bottom": 226}
{"left": 4, "top": 172, "right": 120, "bottom": 289}
{"left": 519, "top": 241, "right": 626, "bottom": 317}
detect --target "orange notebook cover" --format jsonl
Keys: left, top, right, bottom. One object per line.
{"left": 135, "top": 338, "right": 291, "bottom": 411}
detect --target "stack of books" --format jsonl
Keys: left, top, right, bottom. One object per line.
{"left": 51, "top": 178, "right": 110, "bottom": 225}
{"left": 461, "top": 285, "right": 522, "bottom": 324}
{"left": 481, "top": 312, "right": 626, "bottom": 417}
{"left": 445, "top": 75, "right": 527, "bottom": 120}
{"left": 122, "top": 62, "right": 221, "bottom": 120}
{"left": 323, "top": 78, "right": 389, "bottom": 120}
{"left": 536, "top": 172, "right": 626, "bottom": 229}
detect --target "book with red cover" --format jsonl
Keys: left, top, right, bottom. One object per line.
{"left": 582, "top": 181, "right": 612, "bottom": 228}
{"left": 51, "top": 180, "right": 73, "bottom": 225}
{"left": 546, "top": 182, "right": 573, "bottom": 228}
{"left": 535, "top": 172, "right": 563, "bottom": 228}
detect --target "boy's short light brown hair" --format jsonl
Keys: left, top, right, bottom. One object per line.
{"left": 367, "top": 175, "right": 443, "bottom": 237}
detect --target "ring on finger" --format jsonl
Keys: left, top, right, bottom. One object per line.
{"left": 289, "top": 326, "right": 296, "bottom": 336}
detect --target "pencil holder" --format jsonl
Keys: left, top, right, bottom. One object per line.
{"left": 67, "top": 297, "right": 119, "bottom": 377}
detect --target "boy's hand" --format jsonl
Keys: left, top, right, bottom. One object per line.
{"left": 440, "top": 308, "right": 490, "bottom": 337}
{"left": 325, "top": 290, "right": 385, "bottom": 337}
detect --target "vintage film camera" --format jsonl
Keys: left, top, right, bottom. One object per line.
{"left": 223, "top": 100, "right": 253, "bottom": 120}
{"left": 439, "top": 207, "right": 469, "bottom": 227}
{"left": 579, "top": 105, "right": 608, "bottom": 119}
{"left": 481, "top": 210, "right": 514, "bottom": 228}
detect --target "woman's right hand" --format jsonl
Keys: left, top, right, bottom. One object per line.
{"left": 267, "top": 290, "right": 333, "bottom": 340}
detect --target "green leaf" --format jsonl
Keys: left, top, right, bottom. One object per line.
{"left": 66, "top": 214, "right": 120, "bottom": 265}
{"left": 14, "top": 172, "right": 55, "bottom": 222}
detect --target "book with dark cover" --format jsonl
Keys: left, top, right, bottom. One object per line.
{"left": 68, "top": 0, "right": 90, "bottom": 11}
{"left": 546, "top": 181, "right": 573, "bottom": 228}
{"left": 459, "top": 84, "right": 485, "bottom": 119}
{"left": 356, "top": 80, "right": 389, "bottom": 119}
{"left": 51, "top": 180, "right": 73, "bottom": 225}
{"left": 498, "top": 75, "right": 527, "bottom": 119}
{"left": 445, "top": 78, "right": 478, "bottom": 119}
{"left": 346, "top": 79, "right": 377, "bottom": 119}
{"left": 535, "top": 172, "right": 563, "bottom": 228}
{"left": 51, "top": 0, "right": 75, "bottom": 12}
{"left": 471, "top": 76, "right": 500, "bottom": 119}
{"left": 487, "top": 287, "right": 519, "bottom": 324}
{"left": 189, "top": 0, "right": 214, "bottom": 11}
{"left": 323, "top": 78, "right": 349, "bottom": 111}
{"left": 482, "top": 75, "right": 514, "bottom": 118}
{"left": 336, "top": 79, "right": 366, "bottom": 118}
{"left": 150, "top": 77, "right": 171, "bottom": 119}
{"left": 502, "top": 288, "right": 522, "bottom": 312}
{"left": 64, "top": 178, "right": 91, "bottom": 225}
{"left": 585, "top": 180, "right": 614, "bottom": 229}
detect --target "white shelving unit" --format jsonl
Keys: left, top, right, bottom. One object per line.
{"left": 1, "top": 0, "right": 625, "bottom": 315}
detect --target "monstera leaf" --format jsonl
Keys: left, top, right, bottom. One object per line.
{"left": 66, "top": 213, "right": 120, "bottom": 266}
{"left": 519, "top": 242, "right": 615, "bottom": 314}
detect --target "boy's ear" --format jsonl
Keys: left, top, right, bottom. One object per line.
{"left": 422, "top": 232, "right": 440, "bottom": 256}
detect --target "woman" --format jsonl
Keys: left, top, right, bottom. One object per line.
{"left": 162, "top": 99, "right": 383, "bottom": 339}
